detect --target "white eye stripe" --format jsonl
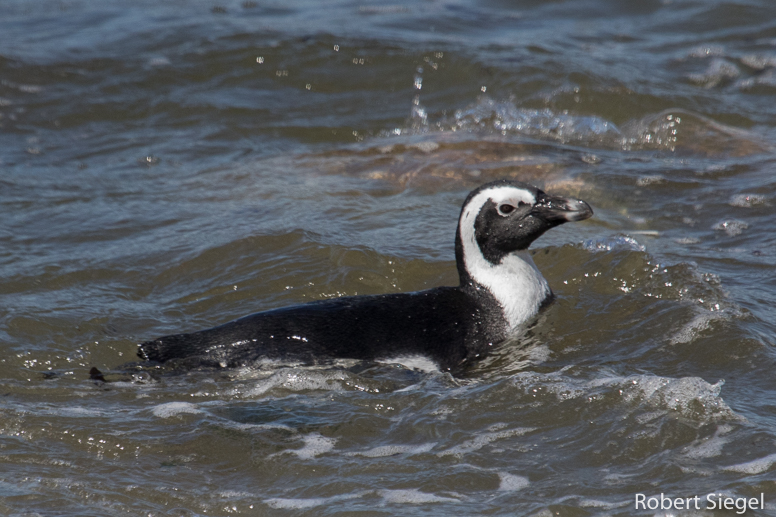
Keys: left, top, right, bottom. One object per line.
{"left": 461, "top": 186, "right": 536, "bottom": 229}
{"left": 493, "top": 194, "right": 535, "bottom": 207}
{"left": 482, "top": 186, "right": 536, "bottom": 209}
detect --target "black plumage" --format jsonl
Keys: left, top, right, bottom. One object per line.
{"left": 138, "top": 180, "right": 592, "bottom": 372}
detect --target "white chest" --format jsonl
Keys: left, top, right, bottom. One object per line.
{"left": 465, "top": 250, "right": 551, "bottom": 330}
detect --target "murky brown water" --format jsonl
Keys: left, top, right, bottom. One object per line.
{"left": 3, "top": 0, "right": 776, "bottom": 515}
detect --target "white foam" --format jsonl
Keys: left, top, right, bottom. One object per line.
{"left": 583, "top": 235, "right": 645, "bottom": 252}
{"left": 220, "top": 421, "right": 294, "bottom": 433}
{"left": 729, "top": 193, "right": 766, "bottom": 207}
{"left": 525, "top": 344, "right": 551, "bottom": 363}
{"left": 437, "top": 427, "right": 535, "bottom": 458}
{"left": 723, "top": 453, "right": 776, "bottom": 474}
{"left": 62, "top": 406, "right": 103, "bottom": 417}
{"left": 244, "top": 369, "right": 352, "bottom": 397}
{"left": 264, "top": 492, "right": 366, "bottom": 509}
{"left": 218, "top": 490, "right": 254, "bottom": 498}
{"left": 670, "top": 311, "right": 717, "bottom": 344}
{"left": 347, "top": 442, "right": 436, "bottom": 458}
{"left": 621, "top": 376, "right": 730, "bottom": 417}
{"left": 683, "top": 435, "right": 729, "bottom": 460}
{"left": 378, "top": 488, "right": 461, "bottom": 504}
{"left": 498, "top": 472, "right": 529, "bottom": 491}
{"left": 270, "top": 432, "right": 336, "bottom": 460}
{"left": 636, "top": 175, "right": 665, "bottom": 186}
{"left": 682, "top": 424, "right": 735, "bottom": 460}
{"left": 713, "top": 219, "right": 748, "bottom": 236}
{"left": 509, "top": 371, "right": 586, "bottom": 401}
{"left": 578, "top": 499, "right": 620, "bottom": 509}
{"left": 265, "top": 497, "right": 329, "bottom": 509}
{"left": 510, "top": 372, "right": 736, "bottom": 421}
{"left": 293, "top": 433, "right": 336, "bottom": 460}
{"left": 379, "top": 355, "right": 440, "bottom": 373}
{"left": 151, "top": 402, "right": 203, "bottom": 418}
{"left": 412, "top": 141, "right": 440, "bottom": 153}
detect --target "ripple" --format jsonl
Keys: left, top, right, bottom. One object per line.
{"left": 582, "top": 235, "right": 646, "bottom": 252}
{"left": 687, "top": 58, "right": 741, "bottom": 88}
{"left": 151, "top": 401, "right": 203, "bottom": 418}
{"left": 508, "top": 372, "right": 736, "bottom": 422}
{"left": 378, "top": 488, "right": 462, "bottom": 504}
{"left": 269, "top": 432, "right": 336, "bottom": 460}
{"left": 636, "top": 175, "right": 665, "bottom": 186}
{"left": 723, "top": 453, "right": 776, "bottom": 474}
{"left": 437, "top": 427, "right": 536, "bottom": 458}
{"left": 728, "top": 194, "right": 766, "bottom": 207}
{"left": 347, "top": 442, "right": 436, "bottom": 457}
{"left": 712, "top": 219, "right": 749, "bottom": 236}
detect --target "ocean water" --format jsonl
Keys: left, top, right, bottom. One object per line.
{"left": 3, "top": 0, "right": 776, "bottom": 515}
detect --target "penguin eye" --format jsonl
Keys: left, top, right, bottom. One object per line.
{"left": 498, "top": 204, "right": 515, "bottom": 215}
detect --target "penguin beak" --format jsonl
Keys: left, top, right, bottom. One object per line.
{"left": 532, "top": 194, "right": 593, "bottom": 223}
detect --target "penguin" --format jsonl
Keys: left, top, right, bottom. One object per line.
{"left": 137, "top": 180, "right": 593, "bottom": 373}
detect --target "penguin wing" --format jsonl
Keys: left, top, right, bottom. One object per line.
{"left": 137, "top": 287, "right": 481, "bottom": 369}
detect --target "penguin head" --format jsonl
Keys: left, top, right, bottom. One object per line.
{"left": 455, "top": 180, "right": 593, "bottom": 275}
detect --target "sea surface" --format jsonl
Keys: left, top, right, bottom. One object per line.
{"left": 3, "top": 0, "right": 776, "bottom": 515}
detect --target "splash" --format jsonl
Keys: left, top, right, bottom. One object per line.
{"left": 452, "top": 96, "right": 621, "bottom": 145}
{"left": 509, "top": 371, "right": 736, "bottom": 422}
{"left": 390, "top": 96, "right": 770, "bottom": 156}
{"left": 583, "top": 235, "right": 646, "bottom": 253}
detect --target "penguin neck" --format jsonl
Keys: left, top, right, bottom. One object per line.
{"left": 455, "top": 228, "right": 551, "bottom": 330}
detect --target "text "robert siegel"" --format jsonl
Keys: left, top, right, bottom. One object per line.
{"left": 636, "top": 493, "right": 765, "bottom": 514}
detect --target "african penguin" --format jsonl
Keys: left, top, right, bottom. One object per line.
{"left": 137, "top": 180, "right": 593, "bottom": 373}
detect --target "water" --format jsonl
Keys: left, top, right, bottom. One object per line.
{"left": 3, "top": 0, "right": 776, "bottom": 515}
